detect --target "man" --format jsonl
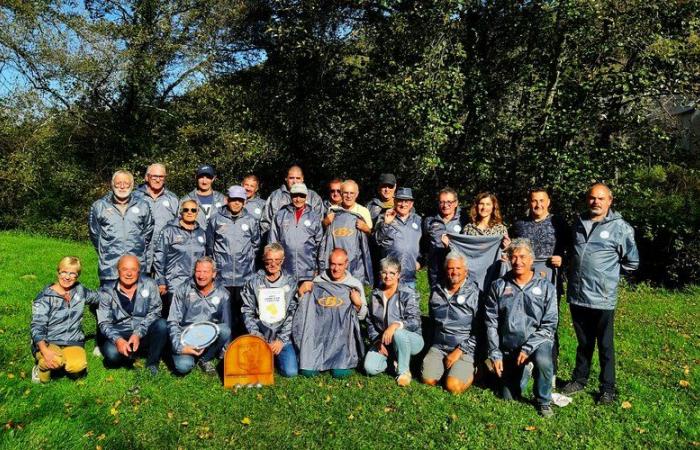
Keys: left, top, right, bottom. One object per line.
{"left": 241, "top": 243, "right": 299, "bottom": 377}
{"left": 207, "top": 185, "right": 261, "bottom": 334}
{"left": 168, "top": 257, "right": 232, "bottom": 375}
{"left": 366, "top": 173, "right": 397, "bottom": 223}
{"left": 242, "top": 174, "right": 266, "bottom": 222}
{"left": 423, "top": 187, "right": 466, "bottom": 289}
{"left": 269, "top": 183, "right": 323, "bottom": 284}
{"left": 422, "top": 251, "right": 480, "bottom": 394}
{"left": 292, "top": 248, "right": 367, "bottom": 378}
{"left": 373, "top": 187, "right": 422, "bottom": 288}
{"left": 322, "top": 178, "right": 343, "bottom": 214}
{"left": 260, "top": 165, "right": 324, "bottom": 234}
{"left": 134, "top": 163, "right": 179, "bottom": 273}
{"left": 485, "top": 239, "right": 558, "bottom": 417}
{"left": 561, "top": 183, "right": 639, "bottom": 405}
{"left": 323, "top": 179, "right": 373, "bottom": 233}
{"left": 97, "top": 255, "right": 167, "bottom": 375}
{"left": 89, "top": 170, "right": 154, "bottom": 284}
{"left": 511, "top": 187, "right": 569, "bottom": 382}
{"left": 180, "top": 164, "right": 226, "bottom": 228}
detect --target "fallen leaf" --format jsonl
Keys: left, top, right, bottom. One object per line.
{"left": 636, "top": 428, "right": 646, "bottom": 434}
{"left": 347, "top": 414, "right": 354, "bottom": 420}
{"left": 110, "top": 408, "right": 118, "bottom": 416}
{"left": 7, "top": 374, "right": 14, "bottom": 379}
{"left": 383, "top": 407, "right": 394, "bottom": 413}
{"left": 105, "top": 376, "right": 114, "bottom": 382}
{"left": 241, "top": 417, "right": 251, "bottom": 426}
{"left": 324, "top": 395, "right": 331, "bottom": 403}
{"left": 679, "top": 380, "right": 690, "bottom": 388}
{"left": 180, "top": 421, "right": 189, "bottom": 427}
{"left": 96, "top": 446, "right": 103, "bottom": 450}
{"left": 256, "top": 393, "right": 263, "bottom": 401}
{"left": 524, "top": 425, "right": 537, "bottom": 432}
{"left": 684, "top": 366, "right": 690, "bottom": 376}
{"left": 83, "top": 431, "right": 95, "bottom": 438}
{"left": 97, "top": 434, "right": 106, "bottom": 441}
{"left": 486, "top": 423, "right": 496, "bottom": 430}
{"left": 621, "top": 401, "right": 632, "bottom": 409}
{"left": 19, "top": 371, "right": 26, "bottom": 379}
{"left": 167, "top": 412, "right": 174, "bottom": 419}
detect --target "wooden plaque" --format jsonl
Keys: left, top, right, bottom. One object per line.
{"left": 223, "top": 334, "right": 274, "bottom": 388}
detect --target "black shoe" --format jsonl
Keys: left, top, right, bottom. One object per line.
{"left": 596, "top": 391, "right": 616, "bottom": 405}
{"left": 146, "top": 365, "right": 159, "bottom": 376}
{"left": 537, "top": 404, "right": 554, "bottom": 418}
{"left": 199, "top": 359, "right": 217, "bottom": 375}
{"left": 561, "top": 381, "right": 586, "bottom": 395}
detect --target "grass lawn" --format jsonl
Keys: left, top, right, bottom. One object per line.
{"left": 0, "top": 231, "right": 698, "bottom": 449}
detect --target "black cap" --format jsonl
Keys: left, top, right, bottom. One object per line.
{"left": 378, "top": 173, "right": 397, "bottom": 186}
{"left": 196, "top": 164, "right": 216, "bottom": 178}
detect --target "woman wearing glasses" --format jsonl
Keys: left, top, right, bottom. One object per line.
{"left": 30, "top": 256, "right": 100, "bottom": 383}
{"left": 363, "top": 257, "right": 423, "bottom": 386}
{"left": 153, "top": 199, "right": 207, "bottom": 316}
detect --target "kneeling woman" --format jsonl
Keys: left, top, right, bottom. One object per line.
{"left": 30, "top": 257, "right": 100, "bottom": 383}
{"left": 364, "top": 257, "right": 423, "bottom": 386}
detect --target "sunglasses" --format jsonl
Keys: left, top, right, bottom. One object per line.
{"left": 182, "top": 208, "right": 198, "bottom": 213}
{"left": 329, "top": 189, "right": 341, "bottom": 193}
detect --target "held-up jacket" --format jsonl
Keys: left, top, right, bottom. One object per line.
{"left": 97, "top": 276, "right": 162, "bottom": 343}
{"left": 206, "top": 207, "right": 260, "bottom": 287}
{"left": 269, "top": 204, "right": 323, "bottom": 281}
{"left": 240, "top": 270, "right": 298, "bottom": 345}
{"left": 319, "top": 209, "right": 374, "bottom": 286}
{"left": 153, "top": 220, "right": 206, "bottom": 291}
{"left": 366, "top": 285, "right": 422, "bottom": 343}
{"left": 428, "top": 278, "right": 480, "bottom": 361}
{"left": 374, "top": 212, "right": 423, "bottom": 283}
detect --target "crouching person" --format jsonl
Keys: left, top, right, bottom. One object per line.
{"left": 485, "top": 239, "right": 558, "bottom": 417}
{"left": 30, "top": 257, "right": 100, "bottom": 383}
{"left": 241, "top": 243, "right": 299, "bottom": 377}
{"left": 364, "top": 257, "right": 423, "bottom": 386}
{"left": 422, "top": 251, "right": 480, "bottom": 394}
{"left": 97, "top": 255, "right": 167, "bottom": 375}
{"left": 168, "top": 257, "right": 232, "bottom": 375}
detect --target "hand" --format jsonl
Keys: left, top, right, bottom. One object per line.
{"left": 384, "top": 209, "right": 397, "bottom": 225}
{"left": 501, "top": 235, "right": 511, "bottom": 249}
{"left": 377, "top": 342, "right": 389, "bottom": 357}
{"left": 41, "top": 347, "right": 61, "bottom": 369}
{"left": 182, "top": 345, "right": 204, "bottom": 356}
{"left": 549, "top": 255, "right": 562, "bottom": 268}
{"left": 268, "top": 340, "right": 284, "bottom": 355}
{"left": 492, "top": 359, "right": 503, "bottom": 377}
{"left": 445, "top": 348, "right": 463, "bottom": 369}
{"left": 382, "top": 323, "right": 401, "bottom": 345}
{"left": 297, "top": 281, "right": 313, "bottom": 296}
{"left": 349, "top": 288, "right": 363, "bottom": 309}
{"left": 323, "top": 212, "right": 335, "bottom": 227}
{"left": 440, "top": 234, "right": 450, "bottom": 248}
{"left": 159, "top": 285, "right": 168, "bottom": 296}
{"left": 516, "top": 351, "right": 529, "bottom": 366}
{"left": 356, "top": 219, "right": 370, "bottom": 234}
{"left": 116, "top": 338, "right": 131, "bottom": 357}
{"left": 127, "top": 334, "right": 141, "bottom": 353}
{"left": 415, "top": 261, "right": 420, "bottom": 271}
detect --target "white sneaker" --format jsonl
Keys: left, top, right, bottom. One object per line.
{"left": 92, "top": 346, "right": 103, "bottom": 358}
{"left": 31, "top": 365, "right": 41, "bottom": 384}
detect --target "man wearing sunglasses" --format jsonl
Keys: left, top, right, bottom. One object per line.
{"left": 180, "top": 164, "right": 226, "bottom": 229}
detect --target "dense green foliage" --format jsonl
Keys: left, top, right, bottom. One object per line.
{"left": 1, "top": 1, "right": 699, "bottom": 284}
{"left": 0, "top": 232, "right": 698, "bottom": 448}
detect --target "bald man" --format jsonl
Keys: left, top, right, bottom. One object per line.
{"left": 561, "top": 183, "right": 639, "bottom": 405}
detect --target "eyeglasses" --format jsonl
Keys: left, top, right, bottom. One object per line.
{"left": 263, "top": 258, "right": 283, "bottom": 264}
{"left": 58, "top": 271, "right": 79, "bottom": 279}
{"left": 380, "top": 271, "right": 398, "bottom": 277}
{"left": 113, "top": 182, "right": 132, "bottom": 188}
{"left": 182, "top": 208, "right": 198, "bottom": 213}
{"left": 148, "top": 174, "right": 165, "bottom": 179}
{"left": 341, "top": 191, "right": 357, "bottom": 196}
{"left": 439, "top": 200, "right": 456, "bottom": 205}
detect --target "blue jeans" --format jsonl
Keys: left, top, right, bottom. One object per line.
{"left": 364, "top": 329, "right": 424, "bottom": 376}
{"left": 499, "top": 341, "right": 554, "bottom": 406}
{"left": 101, "top": 319, "right": 168, "bottom": 368}
{"left": 172, "top": 324, "right": 232, "bottom": 375}
{"left": 276, "top": 343, "right": 298, "bottom": 377}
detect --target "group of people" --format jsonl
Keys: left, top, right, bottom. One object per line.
{"left": 30, "top": 163, "right": 639, "bottom": 417}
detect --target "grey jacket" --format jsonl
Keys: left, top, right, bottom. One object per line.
{"left": 269, "top": 204, "right": 323, "bottom": 281}
{"left": 260, "top": 184, "right": 324, "bottom": 233}
{"left": 240, "top": 270, "right": 298, "bottom": 344}
{"left": 244, "top": 196, "right": 267, "bottom": 222}
{"left": 206, "top": 207, "right": 260, "bottom": 287}
{"left": 423, "top": 211, "right": 467, "bottom": 288}
{"left": 485, "top": 273, "right": 558, "bottom": 360}
{"left": 88, "top": 193, "right": 154, "bottom": 281}
{"left": 374, "top": 212, "right": 423, "bottom": 283}
{"left": 428, "top": 278, "right": 480, "bottom": 361}
{"left": 366, "top": 198, "right": 391, "bottom": 224}
{"left": 167, "top": 282, "right": 232, "bottom": 354}
{"left": 366, "top": 285, "right": 422, "bottom": 343}
{"left": 180, "top": 189, "right": 226, "bottom": 229}
{"left": 30, "top": 284, "right": 100, "bottom": 350}
{"left": 319, "top": 209, "right": 374, "bottom": 286}
{"left": 134, "top": 184, "right": 179, "bottom": 271}
{"left": 97, "top": 276, "right": 162, "bottom": 342}
{"left": 567, "top": 210, "right": 639, "bottom": 310}
{"left": 153, "top": 220, "right": 206, "bottom": 291}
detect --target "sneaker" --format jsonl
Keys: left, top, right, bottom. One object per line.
{"left": 199, "top": 359, "right": 217, "bottom": 375}
{"left": 146, "top": 365, "right": 159, "bottom": 376}
{"left": 537, "top": 404, "right": 554, "bottom": 418}
{"left": 396, "top": 371, "right": 412, "bottom": 387}
{"left": 560, "top": 380, "right": 586, "bottom": 395}
{"left": 92, "top": 346, "right": 103, "bottom": 358}
{"left": 596, "top": 391, "right": 616, "bottom": 405}
{"left": 31, "top": 365, "right": 41, "bottom": 384}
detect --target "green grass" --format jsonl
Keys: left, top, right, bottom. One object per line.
{"left": 0, "top": 231, "right": 698, "bottom": 449}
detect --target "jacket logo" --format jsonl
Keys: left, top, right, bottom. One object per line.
{"left": 254, "top": 208, "right": 262, "bottom": 215}
{"left": 532, "top": 286, "right": 543, "bottom": 296}
{"left": 600, "top": 230, "right": 610, "bottom": 239}
{"left": 504, "top": 287, "right": 513, "bottom": 296}
{"left": 304, "top": 219, "right": 311, "bottom": 227}
{"left": 215, "top": 202, "right": 222, "bottom": 208}
{"left": 411, "top": 223, "right": 419, "bottom": 230}
{"left": 162, "top": 200, "right": 170, "bottom": 208}
{"left": 131, "top": 206, "right": 140, "bottom": 214}
{"left": 453, "top": 224, "right": 461, "bottom": 232}
{"left": 333, "top": 227, "right": 354, "bottom": 237}
{"left": 211, "top": 296, "right": 220, "bottom": 305}
{"left": 456, "top": 295, "right": 466, "bottom": 305}
{"left": 197, "top": 236, "right": 205, "bottom": 243}
{"left": 317, "top": 296, "right": 344, "bottom": 307}
{"left": 140, "top": 289, "right": 149, "bottom": 297}
{"left": 241, "top": 223, "right": 250, "bottom": 232}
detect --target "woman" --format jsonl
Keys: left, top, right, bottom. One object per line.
{"left": 462, "top": 192, "right": 511, "bottom": 247}
{"left": 363, "top": 257, "right": 423, "bottom": 386}
{"left": 153, "top": 199, "right": 207, "bottom": 316}
{"left": 30, "top": 256, "right": 100, "bottom": 383}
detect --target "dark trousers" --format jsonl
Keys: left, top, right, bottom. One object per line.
{"left": 226, "top": 286, "right": 246, "bottom": 337}
{"left": 570, "top": 304, "right": 616, "bottom": 393}
{"left": 100, "top": 319, "right": 168, "bottom": 368}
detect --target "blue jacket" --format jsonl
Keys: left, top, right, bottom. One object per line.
{"left": 167, "top": 282, "right": 232, "bottom": 354}
{"left": 240, "top": 270, "right": 298, "bottom": 345}
{"left": 244, "top": 196, "right": 266, "bottom": 222}
{"left": 206, "top": 207, "right": 260, "bottom": 287}
{"left": 97, "top": 276, "right": 162, "bottom": 342}
{"left": 260, "top": 184, "right": 324, "bottom": 233}
{"left": 423, "top": 210, "right": 467, "bottom": 288}
{"left": 153, "top": 220, "right": 206, "bottom": 291}
{"left": 366, "top": 285, "right": 422, "bottom": 343}
{"left": 88, "top": 193, "right": 154, "bottom": 281}
{"left": 269, "top": 204, "right": 323, "bottom": 281}
{"left": 428, "top": 278, "right": 480, "bottom": 361}
{"left": 30, "top": 283, "right": 100, "bottom": 350}
{"left": 180, "top": 189, "right": 226, "bottom": 229}
{"left": 134, "top": 184, "right": 179, "bottom": 271}
{"left": 485, "top": 273, "right": 558, "bottom": 360}
{"left": 567, "top": 210, "right": 639, "bottom": 310}
{"left": 374, "top": 212, "right": 423, "bottom": 283}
